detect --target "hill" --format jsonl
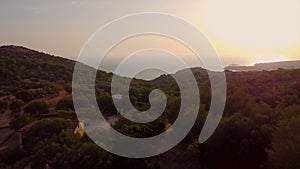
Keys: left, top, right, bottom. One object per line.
{"left": 0, "top": 45, "right": 300, "bottom": 169}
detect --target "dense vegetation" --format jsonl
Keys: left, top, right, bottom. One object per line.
{"left": 0, "top": 45, "right": 299, "bottom": 169}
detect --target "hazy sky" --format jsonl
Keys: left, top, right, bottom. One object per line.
{"left": 1, "top": 0, "right": 300, "bottom": 68}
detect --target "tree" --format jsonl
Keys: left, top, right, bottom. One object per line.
{"left": 58, "top": 110, "right": 77, "bottom": 120}
{"left": 31, "top": 130, "right": 81, "bottom": 169}
{"left": 27, "top": 118, "right": 71, "bottom": 141}
{"left": 15, "top": 90, "right": 33, "bottom": 102}
{"left": 64, "top": 83, "right": 72, "bottom": 94}
{"left": 68, "top": 143, "right": 111, "bottom": 169}
{"left": 97, "top": 95, "right": 116, "bottom": 115}
{"left": 10, "top": 113, "right": 34, "bottom": 130}
{"left": 24, "top": 100, "right": 49, "bottom": 115}
{"left": 113, "top": 117, "right": 165, "bottom": 138}
{"left": 110, "top": 154, "right": 151, "bottom": 169}
{"left": 203, "top": 113, "right": 271, "bottom": 169}
{"left": 56, "top": 97, "right": 74, "bottom": 111}
{"left": 31, "top": 130, "right": 111, "bottom": 169}
{"left": 269, "top": 117, "right": 300, "bottom": 169}
{"left": 31, "top": 141, "right": 61, "bottom": 169}
{"left": 0, "top": 148, "right": 25, "bottom": 169}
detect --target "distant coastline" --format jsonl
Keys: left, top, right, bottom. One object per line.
{"left": 225, "top": 60, "right": 300, "bottom": 72}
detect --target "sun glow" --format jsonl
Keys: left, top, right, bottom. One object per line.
{"left": 201, "top": 0, "right": 300, "bottom": 48}
{"left": 197, "top": 0, "right": 300, "bottom": 65}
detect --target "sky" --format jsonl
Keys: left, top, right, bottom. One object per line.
{"left": 1, "top": 0, "right": 300, "bottom": 72}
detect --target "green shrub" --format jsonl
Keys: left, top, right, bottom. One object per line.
{"left": 9, "top": 99, "right": 24, "bottom": 111}
{"left": 24, "top": 101, "right": 49, "bottom": 115}
{"left": 56, "top": 97, "right": 74, "bottom": 111}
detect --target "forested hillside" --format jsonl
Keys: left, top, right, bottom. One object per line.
{"left": 0, "top": 45, "right": 299, "bottom": 169}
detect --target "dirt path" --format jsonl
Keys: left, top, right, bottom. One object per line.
{"left": 43, "top": 90, "right": 70, "bottom": 113}
{"left": 0, "top": 110, "right": 13, "bottom": 126}
{"left": 0, "top": 130, "right": 14, "bottom": 145}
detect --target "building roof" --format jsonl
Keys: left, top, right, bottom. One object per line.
{"left": 18, "top": 122, "right": 36, "bottom": 132}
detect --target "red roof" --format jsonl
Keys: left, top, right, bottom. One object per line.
{"left": 18, "top": 122, "right": 36, "bottom": 132}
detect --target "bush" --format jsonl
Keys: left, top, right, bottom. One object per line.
{"left": 63, "top": 84, "right": 72, "bottom": 94}
{"left": 269, "top": 117, "right": 300, "bottom": 169}
{"left": 32, "top": 90, "right": 44, "bottom": 99}
{"left": 24, "top": 101, "right": 49, "bottom": 115}
{"left": 10, "top": 113, "right": 34, "bottom": 130}
{"left": 56, "top": 97, "right": 74, "bottom": 111}
{"left": 27, "top": 118, "right": 71, "bottom": 140}
{"left": 0, "top": 148, "right": 25, "bottom": 169}
{"left": 58, "top": 110, "right": 77, "bottom": 120}
{"left": 15, "top": 90, "right": 33, "bottom": 102}
{"left": 9, "top": 99, "right": 24, "bottom": 111}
